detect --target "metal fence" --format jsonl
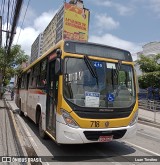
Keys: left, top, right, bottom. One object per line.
{"left": 138, "top": 99, "right": 160, "bottom": 111}
{"left": 138, "top": 99, "right": 160, "bottom": 124}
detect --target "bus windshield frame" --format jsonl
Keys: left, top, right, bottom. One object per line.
{"left": 63, "top": 56, "right": 136, "bottom": 109}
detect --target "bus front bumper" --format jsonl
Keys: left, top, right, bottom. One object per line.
{"left": 56, "top": 121, "right": 137, "bottom": 144}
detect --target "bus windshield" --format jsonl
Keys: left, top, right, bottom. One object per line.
{"left": 63, "top": 57, "right": 136, "bottom": 108}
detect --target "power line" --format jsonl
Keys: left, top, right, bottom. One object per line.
{"left": 8, "top": 0, "right": 16, "bottom": 32}
{"left": 9, "top": 0, "right": 16, "bottom": 30}
{"left": 5, "top": 0, "right": 11, "bottom": 48}
{"left": 1, "top": 0, "right": 6, "bottom": 29}
{"left": 16, "top": 0, "right": 31, "bottom": 44}
{"left": 7, "top": 0, "right": 23, "bottom": 53}
{"left": 0, "top": 0, "right": 5, "bottom": 16}
{"left": 6, "top": 0, "right": 10, "bottom": 30}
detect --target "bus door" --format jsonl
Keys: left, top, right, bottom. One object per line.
{"left": 46, "top": 60, "right": 58, "bottom": 137}
{"left": 22, "top": 73, "right": 30, "bottom": 115}
{"left": 26, "top": 72, "right": 30, "bottom": 114}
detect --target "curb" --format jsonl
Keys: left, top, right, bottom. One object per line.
{"left": 0, "top": 99, "right": 5, "bottom": 108}
{"left": 4, "top": 99, "right": 28, "bottom": 158}
{"left": 6, "top": 99, "right": 42, "bottom": 165}
{"left": 138, "top": 117, "right": 160, "bottom": 129}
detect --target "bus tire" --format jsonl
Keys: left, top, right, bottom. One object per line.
{"left": 19, "top": 100, "right": 24, "bottom": 116}
{"left": 39, "top": 114, "right": 47, "bottom": 139}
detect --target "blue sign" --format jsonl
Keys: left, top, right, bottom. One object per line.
{"left": 107, "top": 93, "right": 115, "bottom": 102}
{"left": 85, "top": 92, "right": 100, "bottom": 97}
{"left": 94, "top": 62, "right": 103, "bottom": 68}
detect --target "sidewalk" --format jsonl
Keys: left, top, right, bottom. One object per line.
{"left": 0, "top": 98, "right": 22, "bottom": 162}
{"left": 4, "top": 93, "right": 19, "bottom": 112}
{"left": 0, "top": 99, "right": 4, "bottom": 108}
{"left": 138, "top": 108, "right": 160, "bottom": 125}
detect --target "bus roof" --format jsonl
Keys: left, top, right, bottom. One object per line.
{"left": 22, "top": 40, "right": 64, "bottom": 73}
{"left": 22, "top": 40, "right": 132, "bottom": 73}
{"left": 64, "top": 40, "right": 132, "bottom": 62}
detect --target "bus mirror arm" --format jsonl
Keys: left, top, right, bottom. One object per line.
{"left": 55, "top": 58, "right": 63, "bottom": 75}
{"left": 56, "top": 49, "right": 62, "bottom": 58}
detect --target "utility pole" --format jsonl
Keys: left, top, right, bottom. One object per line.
{"left": 0, "top": 0, "right": 23, "bottom": 99}
{"left": 7, "top": 0, "right": 23, "bottom": 54}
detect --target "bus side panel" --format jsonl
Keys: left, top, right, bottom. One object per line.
{"left": 19, "top": 89, "right": 28, "bottom": 114}
{"left": 27, "top": 89, "right": 47, "bottom": 126}
{"left": 15, "top": 88, "right": 19, "bottom": 107}
{"left": 27, "top": 91, "right": 37, "bottom": 122}
{"left": 38, "top": 94, "right": 47, "bottom": 130}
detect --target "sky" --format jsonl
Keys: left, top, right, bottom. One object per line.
{"left": 1, "top": 0, "right": 160, "bottom": 61}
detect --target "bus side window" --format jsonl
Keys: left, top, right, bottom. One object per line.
{"left": 16, "top": 77, "right": 21, "bottom": 89}
{"left": 24, "top": 74, "right": 28, "bottom": 89}
{"left": 26, "top": 73, "right": 30, "bottom": 89}
{"left": 29, "top": 67, "right": 35, "bottom": 88}
{"left": 21, "top": 75, "right": 25, "bottom": 89}
{"left": 39, "top": 59, "right": 47, "bottom": 88}
{"left": 35, "top": 63, "right": 40, "bottom": 87}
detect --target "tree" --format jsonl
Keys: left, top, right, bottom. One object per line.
{"left": 0, "top": 45, "right": 29, "bottom": 98}
{"left": 136, "top": 54, "right": 160, "bottom": 88}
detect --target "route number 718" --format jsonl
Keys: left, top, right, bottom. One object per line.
{"left": 90, "top": 121, "right": 100, "bottom": 128}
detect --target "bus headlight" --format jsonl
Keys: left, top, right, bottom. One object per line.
{"left": 61, "top": 109, "right": 79, "bottom": 128}
{"left": 129, "top": 110, "right": 138, "bottom": 126}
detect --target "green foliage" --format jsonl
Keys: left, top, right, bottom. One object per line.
{"left": 0, "top": 45, "right": 29, "bottom": 86}
{"left": 119, "top": 71, "right": 126, "bottom": 83}
{"left": 136, "top": 54, "right": 160, "bottom": 88}
{"left": 138, "top": 71, "right": 160, "bottom": 88}
{"left": 137, "top": 54, "right": 160, "bottom": 73}
{"left": 14, "top": 67, "right": 23, "bottom": 76}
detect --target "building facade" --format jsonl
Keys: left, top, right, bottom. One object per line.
{"left": 142, "top": 42, "right": 160, "bottom": 56}
{"left": 42, "top": 15, "right": 57, "bottom": 55}
{"left": 30, "top": 33, "right": 43, "bottom": 63}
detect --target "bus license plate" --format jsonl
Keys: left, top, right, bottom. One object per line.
{"left": 98, "top": 135, "right": 113, "bottom": 142}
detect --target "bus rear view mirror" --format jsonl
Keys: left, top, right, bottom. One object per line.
{"left": 55, "top": 58, "right": 63, "bottom": 75}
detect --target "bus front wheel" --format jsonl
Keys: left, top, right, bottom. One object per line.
{"left": 39, "top": 114, "right": 47, "bottom": 139}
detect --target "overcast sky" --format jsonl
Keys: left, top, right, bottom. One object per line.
{"left": 1, "top": 0, "right": 160, "bottom": 60}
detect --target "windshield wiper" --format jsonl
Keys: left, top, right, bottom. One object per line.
{"left": 114, "top": 60, "right": 122, "bottom": 78}
{"left": 111, "top": 60, "right": 122, "bottom": 96}
{"left": 84, "top": 55, "right": 99, "bottom": 85}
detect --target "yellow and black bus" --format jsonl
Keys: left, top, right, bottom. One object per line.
{"left": 15, "top": 40, "right": 138, "bottom": 144}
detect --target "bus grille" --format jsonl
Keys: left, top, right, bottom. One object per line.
{"left": 75, "top": 111, "right": 131, "bottom": 119}
{"left": 83, "top": 130, "right": 127, "bottom": 141}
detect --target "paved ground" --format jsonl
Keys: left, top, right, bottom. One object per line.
{"left": 0, "top": 99, "right": 21, "bottom": 164}
{"left": 1, "top": 93, "right": 160, "bottom": 165}
{"left": 0, "top": 93, "right": 160, "bottom": 164}
{"left": 139, "top": 108, "right": 160, "bottom": 124}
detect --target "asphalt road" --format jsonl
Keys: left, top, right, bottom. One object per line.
{"left": 13, "top": 113, "right": 160, "bottom": 165}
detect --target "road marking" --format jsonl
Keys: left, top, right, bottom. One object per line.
{"left": 137, "top": 131, "right": 160, "bottom": 141}
{"left": 123, "top": 140, "right": 160, "bottom": 156}
{"left": 17, "top": 115, "right": 38, "bottom": 149}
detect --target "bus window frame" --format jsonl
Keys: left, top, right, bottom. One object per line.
{"left": 20, "top": 74, "right": 25, "bottom": 89}
{"left": 62, "top": 56, "right": 136, "bottom": 109}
